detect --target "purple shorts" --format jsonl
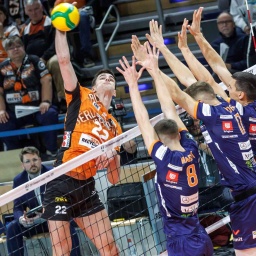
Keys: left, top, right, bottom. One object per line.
{"left": 229, "top": 193, "right": 256, "bottom": 250}
{"left": 166, "top": 226, "right": 213, "bottom": 256}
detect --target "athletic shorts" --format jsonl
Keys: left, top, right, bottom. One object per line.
{"left": 42, "top": 174, "right": 105, "bottom": 221}
{"left": 229, "top": 193, "right": 256, "bottom": 250}
{"left": 166, "top": 226, "right": 213, "bottom": 256}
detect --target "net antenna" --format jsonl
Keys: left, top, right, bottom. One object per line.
{"left": 245, "top": 0, "right": 256, "bottom": 51}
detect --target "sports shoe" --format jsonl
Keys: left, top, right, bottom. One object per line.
{"left": 83, "top": 58, "right": 95, "bottom": 68}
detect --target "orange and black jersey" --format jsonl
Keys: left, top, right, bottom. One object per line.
{"left": 55, "top": 84, "right": 122, "bottom": 180}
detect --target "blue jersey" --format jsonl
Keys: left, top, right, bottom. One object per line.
{"left": 195, "top": 101, "right": 256, "bottom": 197}
{"left": 228, "top": 99, "right": 256, "bottom": 156}
{"left": 149, "top": 130, "right": 201, "bottom": 236}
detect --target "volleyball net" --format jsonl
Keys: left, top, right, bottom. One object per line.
{"left": 0, "top": 106, "right": 236, "bottom": 256}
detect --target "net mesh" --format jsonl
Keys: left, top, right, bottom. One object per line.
{"left": 0, "top": 109, "right": 234, "bottom": 255}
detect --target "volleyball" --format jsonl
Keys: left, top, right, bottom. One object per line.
{"left": 51, "top": 3, "right": 80, "bottom": 32}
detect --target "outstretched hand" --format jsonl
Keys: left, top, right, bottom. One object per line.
{"left": 178, "top": 18, "right": 189, "bottom": 50}
{"left": 131, "top": 35, "right": 148, "bottom": 62}
{"left": 136, "top": 41, "right": 160, "bottom": 74}
{"left": 146, "top": 20, "right": 165, "bottom": 49}
{"left": 95, "top": 150, "right": 117, "bottom": 170}
{"left": 116, "top": 56, "right": 144, "bottom": 88}
{"left": 188, "top": 7, "right": 203, "bottom": 36}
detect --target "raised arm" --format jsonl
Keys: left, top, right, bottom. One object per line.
{"left": 178, "top": 18, "right": 228, "bottom": 99}
{"left": 135, "top": 41, "right": 187, "bottom": 129}
{"left": 145, "top": 20, "right": 197, "bottom": 87}
{"left": 188, "top": 7, "right": 233, "bottom": 87}
{"left": 55, "top": 29, "right": 77, "bottom": 92}
{"left": 116, "top": 56, "right": 158, "bottom": 150}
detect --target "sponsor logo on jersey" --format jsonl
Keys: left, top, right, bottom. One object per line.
{"left": 253, "top": 231, "right": 256, "bottom": 239}
{"left": 164, "top": 184, "right": 182, "bottom": 190}
{"left": 166, "top": 170, "right": 179, "bottom": 183}
{"left": 221, "top": 135, "right": 238, "bottom": 139}
{"left": 181, "top": 202, "right": 198, "bottom": 213}
{"left": 180, "top": 192, "right": 198, "bottom": 205}
{"left": 249, "top": 117, "right": 256, "bottom": 122}
{"left": 222, "top": 121, "right": 233, "bottom": 132}
{"left": 242, "top": 150, "right": 254, "bottom": 161}
{"left": 233, "top": 237, "right": 243, "bottom": 242}
{"left": 238, "top": 141, "right": 251, "bottom": 150}
{"left": 202, "top": 104, "right": 211, "bottom": 116}
{"left": 181, "top": 151, "right": 195, "bottom": 164}
{"left": 79, "top": 133, "right": 100, "bottom": 148}
{"left": 220, "top": 115, "right": 233, "bottom": 119}
{"left": 155, "top": 145, "right": 167, "bottom": 160}
{"left": 249, "top": 124, "right": 256, "bottom": 134}
{"left": 167, "top": 163, "right": 182, "bottom": 171}
{"left": 233, "top": 230, "right": 240, "bottom": 235}
{"left": 62, "top": 131, "right": 71, "bottom": 148}
{"left": 93, "top": 101, "right": 101, "bottom": 111}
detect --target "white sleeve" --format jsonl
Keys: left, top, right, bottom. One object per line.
{"left": 230, "top": 0, "right": 248, "bottom": 31}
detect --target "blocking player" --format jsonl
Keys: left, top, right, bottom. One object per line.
{"left": 179, "top": 9, "right": 256, "bottom": 157}
{"left": 117, "top": 47, "right": 213, "bottom": 255}
{"left": 138, "top": 31, "right": 256, "bottom": 255}
{"left": 146, "top": 17, "right": 256, "bottom": 160}
{"left": 41, "top": 29, "right": 121, "bottom": 255}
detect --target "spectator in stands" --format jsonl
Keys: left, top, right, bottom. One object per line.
{"left": 211, "top": 11, "right": 253, "bottom": 73}
{"left": 0, "top": 36, "right": 58, "bottom": 158}
{"left": 6, "top": 146, "right": 81, "bottom": 256}
{"left": 87, "top": 0, "right": 116, "bottom": 24}
{"left": 0, "top": 5, "right": 19, "bottom": 63}
{"left": 41, "top": 27, "right": 121, "bottom": 255}
{"left": 50, "top": 0, "right": 95, "bottom": 67}
{"left": 230, "top": 0, "right": 253, "bottom": 35}
{"left": 117, "top": 52, "right": 213, "bottom": 255}
{"left": 22, "top": 0, "right": 66, "bottom": 113}
{"left": 230, "top": 0, "right": 256, "bottom": 66}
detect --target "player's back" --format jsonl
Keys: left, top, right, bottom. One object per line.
{"left": 196, "top": 101, "right": 256, "bottom": 197}
{"left": 150, "top": 130, "right": 201, "bottom": 236}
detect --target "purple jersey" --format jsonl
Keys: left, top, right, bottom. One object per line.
{"left": 228, "top": 99, "right": 256, "bottom": 156}
{"left": 149, "top": 130, "right": 201, "bottom": 236}
{"left": 195, "top": 101, "right": 256, "bottom": 197}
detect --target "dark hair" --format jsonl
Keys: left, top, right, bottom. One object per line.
{"left": 154, "top": 119, "right": 179, "bottom": 137}
{"left": 3, "top": 35, "right": 23, "bottom": 51}
{"left": 0, "top": 5, "right": 10, "bottom": 27}
{"left": 184, "top": 81, "right": 215, "bottom": 100}
{"left": 91, "top": 69, "right": 117, "bottom": 89}
{"left": 19, "top": 146, "right": 40, "bottom": 162}
{"left": 232, "top": 72, "right": 256, "bottom": 101}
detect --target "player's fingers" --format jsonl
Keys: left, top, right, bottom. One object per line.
{"left": 122, "top": 56, "right": 130, "bottom": 68}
